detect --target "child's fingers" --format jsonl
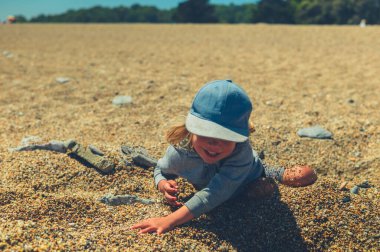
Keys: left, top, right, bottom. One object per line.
{"left": 130, "top": 222, "right": 146, "bottom": 230}
{"left": 164, "top": 193, "right": 180, "bottom": 204}
{"left": 131, "top": 222, "right": 159, "bottom": 234}
{"left": 167, "top": 180, "right": 178, "bottom": 188}
{"left": 156, "top": 228, "right": 164, "bottom": 235}
{"left": 165, "top": 194, "right": 183, "bottom": 207}
{"left": 138, "top": 227, "right": 156, "bottom": 234}
{"left": 164, "top": 192, "right": 177, "bottom": 201}
{"left": 164, "top": 183, "right": 178, "bottom": 194}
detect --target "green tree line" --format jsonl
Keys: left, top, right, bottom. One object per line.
{"left": 13, "top": 0, "right": 380, "bottom": 24}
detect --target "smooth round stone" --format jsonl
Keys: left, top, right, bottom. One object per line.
{"left": 112, "top": 95, "right": 132, "bottom": 106}
{"left": 342, "top": 196, "right": 351, "bottom": 203}
{"left": 56, "top": 77, "right": 71, "bottom": 84}
{"left": 350, "top": 186, "right": 360, "bottom": 194}
{"left": 297, "top": 126, "right": 333, "bottom": 139}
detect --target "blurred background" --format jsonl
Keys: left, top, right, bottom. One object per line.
{"left": 1, "top": 0, "right": 379, "bottom": 25}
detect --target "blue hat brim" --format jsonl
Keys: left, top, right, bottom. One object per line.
{"left": 185, "top": 113, "right": 248, "bottom": 142}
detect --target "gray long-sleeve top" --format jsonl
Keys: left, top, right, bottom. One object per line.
{"left": 154, "top": 140, "right": 264, "bottom": 218}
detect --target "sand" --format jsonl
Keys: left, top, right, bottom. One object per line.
{"left": 0, "top": 24, "right": 379, "bottom": 251}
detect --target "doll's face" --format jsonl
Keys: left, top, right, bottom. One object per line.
{"left": 191, "top": 135, "right": 236, "bottom": 164}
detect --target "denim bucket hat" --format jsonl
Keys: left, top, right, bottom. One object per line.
{"left": 185, "top": 80, "right": 252, "bottom": 142}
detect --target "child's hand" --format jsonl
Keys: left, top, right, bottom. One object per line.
{"left": 131, "top": 216, "right": 173, "bottom": 235}
{"left": 131, "top": 206, "right": 194, "bottom": 235}
{"left": 157, "top": 180, "right": 183, "bottom": 207}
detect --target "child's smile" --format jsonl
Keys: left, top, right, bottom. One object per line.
{"left": 191, "top": 135, "right": 236, "bottom": 164}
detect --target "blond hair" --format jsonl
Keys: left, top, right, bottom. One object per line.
{"left": 165, "top": 121, "right": 255, "bottom": 146}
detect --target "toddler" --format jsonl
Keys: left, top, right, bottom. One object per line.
{"left": 131, "top": 80, "right": 317, "bottom": 234}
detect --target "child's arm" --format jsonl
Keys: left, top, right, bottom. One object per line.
{"left": 131, "top": 205, "right": 194, "bottom": 235}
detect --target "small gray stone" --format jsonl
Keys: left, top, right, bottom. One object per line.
{"left": 342, "top": 196, "right": 351, "bottom": 203}
{"left": 353, "top": 151, "right": 361, "bottom": 157}
{"left": 56, "top": 77, "right": 71, "bottom": 84}
{"left": 121, "top": 145, "right": 137, "bottom": 155}
{"left": 99, "top": 194, "right": 154, "bottom": 206}
{"left": 9, "top": 140, "right": 67, "bottom": 153}
{"left": 357, "top": 181, "right": 371, "bottom": 188}
{"left": 46, "top": 140, "right": 68, "bottom": 153}
{"left": 120, "top": 145, "right": 156, "bottom": 168}
{"left": 297, "top": 126, "right": 333, "bottom": 139}
{"left": 132, "top": 153, "right": 158, "bottom": 169}
{"left": 121, "top": 145, "right": 148, "bottom": 156}
{"left": 112, "top": 95, "right": 132, "bottom": 106}
{"left": 3, "top": 51, "right": 13, "bottom": 58}
{"left": 354, "top": 160, "right": 368, "bottom": 169}
{"left": 350, "top": 186, "right": 360, "bottom": 194}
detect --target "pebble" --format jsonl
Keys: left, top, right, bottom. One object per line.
{"left": 9, "top": 140, "right": 67, "bottom": 153}
{"left": 3, "top": 51, "right": 13, "bottom": 58}
{"left": 0, "top": 242, "right": 7, "bottom": 249}
{"left": 56, "top": 77, "right": 71, "bottom": 84}
{"left": 353, "top": 151, "right": 361, "bottom": 157}
{"left": 342, "top": 196, "right": 351, "bottom": 203}
{"left": 98, "top": 194, "right": 155, "bottom": 206}
{"left": 297, "top": 125, "right": 333, "bottom": 139}
{"left": 131, "top": 153, "right": 157, "bottom": 169}
{"left": 350, "top": 186, "right": 360, "bottom": 194}
{"left": 112, "top": 95, "right": 133, "bottom": 106}
{"left": 339, "top": 181, "right": 348, "bottom": 191}
{"left": 9, "top": 138, "right": 114, "bottom": 173}
{"left": 357, "top": 180, "right": 371, "bottom": 188}
{"left": 120, "top": 145, "right": 157, "bottom": 168}
{"left": 347, "top": 98, "right": 355, "bottom": 104}
{"left": 121, "top": 145, "right": 148, "bottom": 156}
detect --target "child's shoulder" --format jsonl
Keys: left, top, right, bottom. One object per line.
{"left": 158, "top": 144, "right": 199, "bottom": 169}
{"left": 229, "top": 140, "right": 254, "bottom": 159}
{"left": 164, "top": 144, "right": 197, "bottom": 159}
{"left": 236, "top": 140, "right": 252, "bottom": 151}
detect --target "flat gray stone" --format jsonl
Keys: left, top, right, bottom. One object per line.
{"left": 56, "top": 77, "right": 71, "bottom": 84}
{"left": 9, "top": 140, "right": 67, "bottom": 153}
{"left": 132, "top": 153, "right": 158, "bottom": 169}
{"left": 297, "top": 126, "right": 332, "bottom": 139}
{"left": 112, "top": 95, "right": 132, "bottom": 106}
{"left": 47, "top": 140, "right": 68, "bottom": 153}
{"left": 99, "top": 194, "right": 154, "bottom": 206}
{"left": 357, "top": 180, "right": 371, "bottom": 188}
{"left": 121, "top": 145, "right": 148, "bottom": 156}
{"left": 120, "top": 145, "right": 157, "bottom": 168}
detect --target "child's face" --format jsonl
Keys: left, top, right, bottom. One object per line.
{"left": 191, "top": 135, "right": 236, "bottom": 164}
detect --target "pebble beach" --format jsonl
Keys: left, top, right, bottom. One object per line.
{"left": 0, "top": 24, "right": 379, "bottom": 251}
